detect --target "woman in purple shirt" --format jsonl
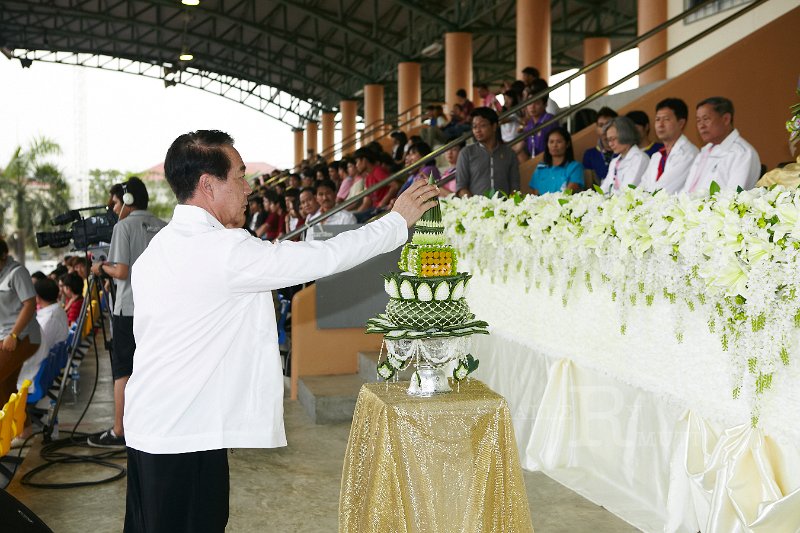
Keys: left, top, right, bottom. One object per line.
{"left": 398, "top": 140, "right": 441, "bottom": 194}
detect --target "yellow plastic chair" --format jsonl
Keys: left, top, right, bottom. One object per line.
{"left": 0, "top": 401, "right": 13, "bottom": 457}
{"left": 12, "top": 380, "right": 31, "bottom": 438}
{"left": 82, "top": 299, "right": 100, "bottom": 338}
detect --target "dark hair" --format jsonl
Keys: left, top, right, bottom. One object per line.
{"left": 72, "top": 256, "right": 88, "bottom": 268}
{"left": 263, "top": 189, "right": 283, "bottom": 207}
{"left": 284, "top": 187, "right": 300, "bottom": 199}
{"left": 697, "top": 96, "right": 734, "bottom": 121}
{"left": 528, "top": 78, "right": 549, "bottom": 104}
{"left": 299, "top": 186, "right": 317, "bottom": 197}
{"left": 503, "top": 89, "right": 520, "bottom": 110}
{"left": 124, "top": 176, "right": 150, "bottom": 210}
{"left": 510, "top": 80, "right": 526, "bottom": 95}
{"left": 315, "top": 179, "right": 337, "bottom": 193}
{"left": 60, "top": 272, "right": 84, "bottom": 296}
{"left": 476, "top": 83, "right": 489, "bottom": 90}
{"left": 328, "top": 161, "right": 340, "bottom": 172}
{"left": 470, "top": 107, "right": 500, "bottom": 125}
{"left": 522, "top": 66, "right": 540, "bottom": 78}
{"left": 109, "top": 183, "right": 125, "bottom": 204}
{"left": 353, "top": 147, "right": 376, "bottom": 164}
{"left": 366, "top": 141, "right": 384, "bottom": 155}
{"left": 543, "top": 127, "right": 575, "bottom": 166}
{"left": 408, "top": 140, "right": 435, "bottom": 167}
{"left": 34, "top": 278, "right": 59, "bottom": 303}
{"left": 656, "top": 98, "right": 689, "bottom": 121}
{"left": 164, "top": 130, "right": 235, "bottom": 203}
{"left": 0, "top": 238, "right": 8, "bottom": 258}
{"left": 301, "top": 168, "right": 316, "bottom": 180}
{"left": 31, "top": 271, "right": 47, "bottom": 282}
{"left": 456, "top": 88, "right": 468, "bottom": 98}
{"left": 248, "top": 195, "right": 263, "bottom": 206}
{"left": 596, "top": 106, "right": 618, "bottom": 120}
{"left": 390, "top": 131, "right": 408, "bottom": 145}
{"left": 625, "top": 110, "right": 650, "bottom": 128}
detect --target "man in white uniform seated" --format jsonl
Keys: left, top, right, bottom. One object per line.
{"left": 681, "top": 96, "right": 761, "bottom": 194}
{"left": 17, "top": 278, "right": 68, "bottom": 399}
{"left": 305, "top": 179, "right": 357, "bottom": 241}
{"left": 122, "top": 129, "right": 438, "bottom": 533}
{"left": 640, "top": 98, "right": 699, "bottom": 194}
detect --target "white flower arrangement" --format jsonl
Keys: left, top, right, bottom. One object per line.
{"left": 442, "top": 186, "right": 800, "bottom": 426}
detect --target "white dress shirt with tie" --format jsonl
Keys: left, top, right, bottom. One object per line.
{"left": 640, "top": 134, "right": 699, "bottom": 194}
{"left": 680, "top": 128, "right": 761, "bottom": 194}
{"left": 124, "top": 204, "right": 407, "bottom": 454}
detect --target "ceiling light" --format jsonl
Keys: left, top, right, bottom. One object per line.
{"left": 420, "top": 42, "right": 443, "bottom": 58}
{"left": 181, "top": 0, "right": 200, "bottom": 5}
{"left": 179, "top": 47, "right": 193, "bottom": 61}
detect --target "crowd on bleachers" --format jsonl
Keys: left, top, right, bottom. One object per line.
{"left": 247, "top": 65, "right": 767, "bottom": 247}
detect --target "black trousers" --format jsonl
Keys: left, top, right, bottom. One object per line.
{"left": 125, "top": 447, "right": 229, "bottom": 533}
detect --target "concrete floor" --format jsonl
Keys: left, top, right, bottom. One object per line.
{"left": 6, "top": 336, "right": 639, "bottom": 532}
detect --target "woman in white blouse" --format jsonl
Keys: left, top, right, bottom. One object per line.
{"left": 600, "top": 116, "right": 650, "bottom": 194}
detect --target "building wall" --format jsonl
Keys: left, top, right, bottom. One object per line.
{"left": 666, "top": 0, "right": 797, "bottom": 78}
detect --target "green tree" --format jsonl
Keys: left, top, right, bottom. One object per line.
{"left": 88, "top": 168, "right": 127, "bottom": 206}
{"left": 0, "top": 137, "right": 71, "bottom": 265}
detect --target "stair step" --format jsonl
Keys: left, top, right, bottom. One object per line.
{"left": 357, "top": 351, "right": 415, "bottom": 382}
{"left": 297, "top": 374, "right": 366, "bottom": 424}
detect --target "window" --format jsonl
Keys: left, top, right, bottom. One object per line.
{"left": 684, "top": 0, "right": 754, "bottom": 24}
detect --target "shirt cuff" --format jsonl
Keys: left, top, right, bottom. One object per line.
{"left": 381, "top": 211, "right": 410, "bottom": 248}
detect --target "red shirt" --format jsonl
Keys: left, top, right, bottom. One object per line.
{"left": 64, "top": 296, "right": 83, "bottom": 326}
{"left": 365, "top": 165, "right": 391, "bottom": 207}
{"left": 264, "top": 211, "right": 285, "bottom": 240}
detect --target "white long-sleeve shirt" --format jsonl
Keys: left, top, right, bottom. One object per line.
{"left": 681, "top": 129, "right": 761, "bottom": 194}
{"left": 124, "top": 204, "right": 407, "bottom": 453}
{"left": 17, "top": 303, "right": 68, "bottom": 394}
{"left": 600, "top": 145, "right": 650, "bottom": 194}
{"left": 640, "top": 134, "right": 699, "bottom": 194}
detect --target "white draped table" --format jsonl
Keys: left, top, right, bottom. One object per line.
{"left": 465, "top": 267, "right": 800, "bottom": 533}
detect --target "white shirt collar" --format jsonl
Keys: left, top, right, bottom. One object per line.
{"left": 171, "top": 204, "right": 225, "bottom": 229}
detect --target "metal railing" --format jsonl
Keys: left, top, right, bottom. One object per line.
{"left": 278, "top": 0, "right": 769, "bottom": 241}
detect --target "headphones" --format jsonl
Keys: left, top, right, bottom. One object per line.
{"left": 122, "top": 183, "right": 134, "bottom": 206}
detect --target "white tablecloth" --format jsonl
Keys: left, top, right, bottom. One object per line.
{"left": 466, "top": 269, "right": 800, "bottom": 533}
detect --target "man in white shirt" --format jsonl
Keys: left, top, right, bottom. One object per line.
{"left": 640, "top": 98, "right": 699, "bottom": 194}
{"left": 681, "top": 96, "right": 761, "bottom": 194}
{"left": 305, "top": 179, "right": 358, "bottom": 241}
{"left": 17, "top": 278, "right": 68, "bottom": 396}
{"left": 123, "top": 130, "right": 437, "bottom": 532}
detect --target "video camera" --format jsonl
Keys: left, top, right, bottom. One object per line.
{"left": 36, "top": 206, "right": 118, "bottom": 250}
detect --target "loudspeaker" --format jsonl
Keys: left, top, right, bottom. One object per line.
{"left": 0, "top": 488, "right": 53, "bottom": 533}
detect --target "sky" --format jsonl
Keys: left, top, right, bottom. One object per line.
{"left": 0, "top": 57, "right": 296, "bottom": 202}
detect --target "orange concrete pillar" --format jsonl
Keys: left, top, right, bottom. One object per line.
{"left": 306, "top": 121, "right": 318, "bottom": 159}
{"left": 321, "top": 112, "right": 335, "bottom": 158}
{"left": 340, "top": 100, "right": 358, "bottom": 155}
{"left": 293, "top": 129, "right": 304, "bottom": 167}
{"left": 363, "top": 84, "right": 384, "bottom": 143}
{"left": 444, "top": 32, "right": 472, "bottom": 113}
{"left": 638, "top": 0, "right": 667, "bottom": 85}
{"left": 397, "top": 62, "right": 422, "bottom": 128}
{"left": 517, "top": 0, "right": 551, "bottom": 81}
{"left": 583, "top": 37, "right": 611, "bottom": 95}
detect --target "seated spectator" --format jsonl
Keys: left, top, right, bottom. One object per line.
{"left": 314, "top": 165, "right": 328, "bottom": 181}
{"left": 258, "top": 190, "right": 286, "bottom": 241}
{"left": 440, "top": 104, "right": 471, "bottom": 140}
{"left": 60, "top": 272, "right": 84, "bottom": 326}
{"left": 456, "top": 88, "right": 474, "bottom": 117}
{"left": 287, "top": 174, "right": 302, "bottom": 189}
{"left": 342, "top": 158, "right": 366, "bottom": 210}
{"left": 310, "top": 179, "right": 357, "bottom": 226}
{"left": 439, "top": 140, "right": 465, "bottom": 195}
{"left": 390, "top": 131, "right": 408, "bottom": 166}
{"left": 600, "top": 116, "right": 650, "bottom": 194}
{"left": 500, "top": 89, "right": 522, "bottom": 144}
{"left": 640, "top": 98, "right": 699, "bottom": 194}
{"left": 327, "top": 161, "right": 341, "bottom": 189}
{"left": 247, "top": 195, "right": 268, "bottom": 235}
{"left": 352, "top": 147, "right": 397, "bottom": 223}
{"left": 335, "top": 157, "right": 354, "bottom": 203}
{"left": 301, "top": 169, "right": 315, "bottom": 188}
{"left": 456, "top": 107, "right": 520, "bottom": 197}
{"left": 398, "top": 141, "right": 442, "bottom": 195}
{"left": 626, "top": 110, "right": 664, "bottom": 156}
{"left": 681, "top": 96, "right": 761, "bottom": 194}
{"left": 521, "top": 66, "right": 540, "bottom": 95}
{"left": 476, "top": 83, "right": 502, "bottom": 112}
{"left": 284, "top": 189, "right": 305, "bottom": 241}
{"left": 521, "top": 79, "right": 558, "bottom": 159}
{"left": 17, "top": 278, "right": 69, "bottom": 397}
{"left": 583, "top": 106, "right": 619, "bottom": 187}
{"left": 299, "top": 187, "right": 321, "bottom": 241}
{"left": 529, "top": 127, "right": 584, "bottom": 195}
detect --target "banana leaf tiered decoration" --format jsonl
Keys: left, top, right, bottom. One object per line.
{"left": 367, "top": 176, "right": 488, "bottom": 395}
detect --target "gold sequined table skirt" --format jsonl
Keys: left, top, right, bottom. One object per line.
{"left": 338, "top": 380, "right": 534, "bottom": 533}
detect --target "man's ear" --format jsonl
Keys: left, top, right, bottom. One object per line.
{"left": 198, "top": 174, "right": 216, "bottom": 200}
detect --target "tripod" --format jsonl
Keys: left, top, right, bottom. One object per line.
{"left": 42, "top": 273, "right": 110, "bottom": 443}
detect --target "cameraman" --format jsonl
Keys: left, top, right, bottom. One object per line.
{"left": 88, "top": 177, "right": 166, "bottom": 448}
